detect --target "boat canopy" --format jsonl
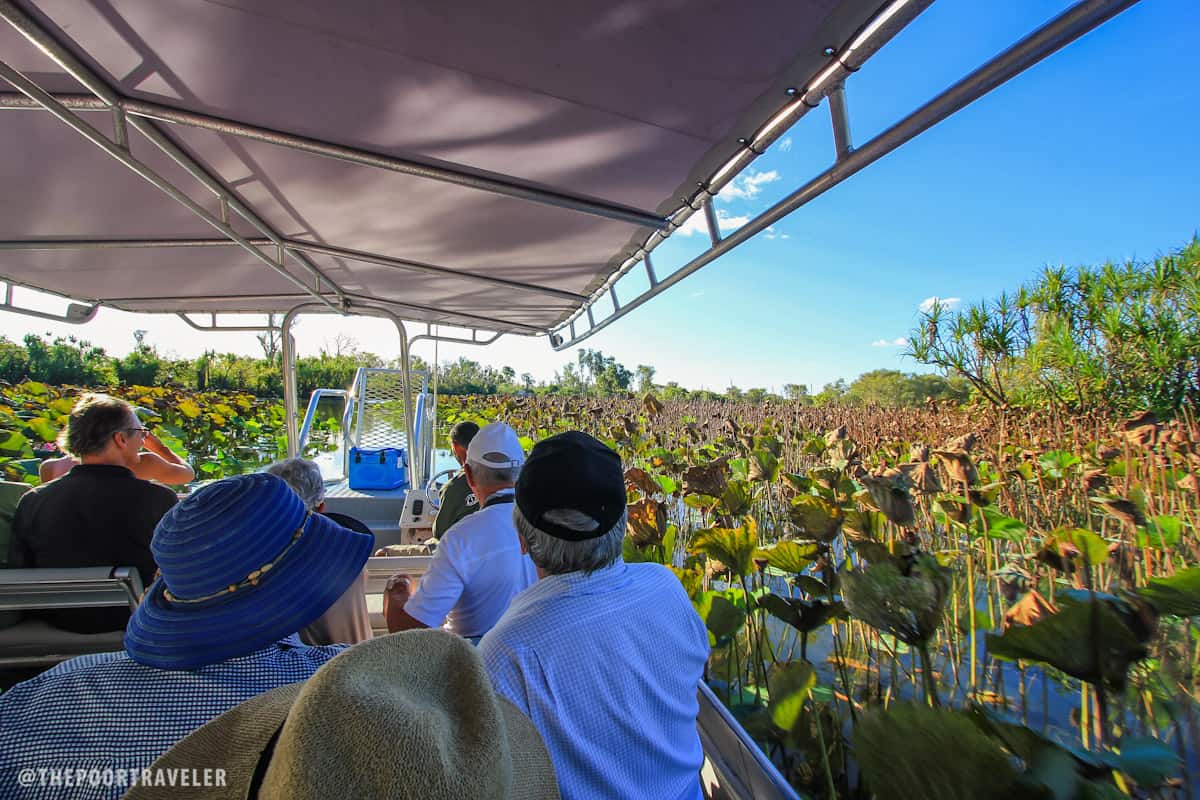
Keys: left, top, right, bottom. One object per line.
{"left": 0, "top": 0, "right": 1137, "bottom": 348}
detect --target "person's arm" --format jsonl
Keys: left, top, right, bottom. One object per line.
{"left": 383, "top": 575, "right": 429, "bottom": 632}
{"left": 390, "top": 541, "right": 467, "bottom": 633}
{"left": 134, "top": 433, "right": 195, "bottom": 485}
{"left": 38, "top": 455, "right": 75, "bottom": 483}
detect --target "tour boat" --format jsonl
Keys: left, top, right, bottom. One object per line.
{"left": 0, "top": 1, "right": 1139, "bottom": 796}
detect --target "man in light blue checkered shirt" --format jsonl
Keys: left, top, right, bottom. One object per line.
{"left": 0, "top": 473, "right": 373, "bottom": 800}
{"left": 480, "top": 432, "right": 710, "bottom": 800}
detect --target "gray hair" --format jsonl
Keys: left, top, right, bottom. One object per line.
{"left": 514, "top": 505, "right": 625, "bottom": 576}
{"left": 266, "top": 458, "right": 326, "bottom": 511}
{"left": 467, "top": 460, "right": 520, "bottom": 489}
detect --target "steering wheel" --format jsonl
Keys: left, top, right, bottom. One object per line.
{"left": 423, "top": 467, "right": 459, "bottom": 510}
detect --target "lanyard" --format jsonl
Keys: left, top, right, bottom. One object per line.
{"left": 483, "top": 492, "right": 515, "bottom": 509}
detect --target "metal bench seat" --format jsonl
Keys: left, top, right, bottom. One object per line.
{"left": 0, "top": 566, "right": 143, "bottom": 669}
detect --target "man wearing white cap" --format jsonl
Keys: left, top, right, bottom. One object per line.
{"left": 384, "top": 421, "right": 537, "bottom": 641}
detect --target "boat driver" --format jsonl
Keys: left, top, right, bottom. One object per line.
{"left": 384, "top": 421, "right": 536, "bottom": 641}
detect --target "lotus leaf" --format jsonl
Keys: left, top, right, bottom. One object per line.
{"left": 758, "top": 594, "right": 844, "bottom": 634}
{"left": 692, "top": 591, "right": 745, "bottom": 645}
{"left": 1137, "top": 566, "right": 1200, "bottom": 617}
{"left": 787, "top": 495, "right": 843, "bottom": 542}
{"left": 853, "top": 704, "right": 1016, "bottom": 800}
{"left": 767, "top": 661, "right": 816, "bottom": 733}
{"left": 979, "top": 507, "right": 1027, "bottom": 542}
{"left": 689, "top": 518, "right": 759, "bottom": 577}
{"left": 986, "top": 594, "right": 1148, "bottom": 692}
{"left": 720, "top": 479, "right": 754, "bottom": 517}
{"left": 625, "top": 498, "right": 666, "bottom": 547}
{"left": 1043, "top": 527, "right": 1109, "bottom": 567}
{"left": 842, "top": 555, "right": 948, "bottom": 646}
{"left": 682, "top": 458, "right": 729, "bottom": 497}
{"left": 861, "top": 467, "right": 916, "bottom": 526}
{"left": 1135, "top": 514, "right": 1182, "bottom": 549}
{"left": 747, "top": 449, "right": 779, "bottom": 483}
{"left": 757, "top": 540, "right": 819, "bottom": 574}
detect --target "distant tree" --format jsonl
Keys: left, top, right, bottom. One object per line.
{"left": 635, "top": 365, "right": 656, "bottom": 393}
{"left": 23, "top": 333, "right": 112, "bottom": 386}
{"left": 782, "top": 383, "right": 809, "bottom": 403}
{"left": 724, "top": 385, "right": 743, "bottom": 402}
{"left": 256, "top": 314, "right": 286, "bottom": 363}
{"left": 0, "top": 336, "right": 30, "bottom": 383}
{"left": 909, "top": 238, "right": 1200, "bottom": 415}
{"left": 744, "top": 387, "right": 768, "bottom": 404}
{"left": 813, "top": 379, "right": 849, "bottom": 407}
{"left": 114, "top": 332, "right": 164, "bottom": 386}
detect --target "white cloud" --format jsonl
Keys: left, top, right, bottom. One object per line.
{"left": 677, "top": 208, "right": 750, "bottom": 237}
{"left": 763, "top": 226, "right": 791, "bottom": 241}
{"left": 870, "top": 337, "right": 908, "bottom": 348}
{"left": 778, "top": 137, "right": 793, "bottom": 153}
{"left": 716, "top": 169, "right": 780, "bottom": 202}
{"left": 919, "top": 295, "right": 961, "bottom": 313}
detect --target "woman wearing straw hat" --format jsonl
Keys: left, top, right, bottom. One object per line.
{"left": 0, "top": 473, "right": 374, "bottom": 800}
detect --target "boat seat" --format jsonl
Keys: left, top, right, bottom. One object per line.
{"left": 0, "top": 566, "right": 142, "bottom": 669}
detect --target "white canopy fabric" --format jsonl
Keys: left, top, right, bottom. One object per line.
{"left": 0, "top": 0, "right": 914, "bottom": 335}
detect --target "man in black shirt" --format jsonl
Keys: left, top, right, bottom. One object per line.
{"left": 432, "top": 421, "right": 480, "bottom": 540}
{"left": 8, "top": 393, "right": 178, "bottom": 632}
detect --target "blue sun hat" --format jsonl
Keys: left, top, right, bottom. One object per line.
{"left": 125, "top": 472, "right": 374, "bottom": 670}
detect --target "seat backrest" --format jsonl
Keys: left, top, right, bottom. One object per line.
{"left": 364, "top": 555, "right": 435, "bottom": 595}
{"left": 0, "top": 566, "right": 144, "bottom": 613}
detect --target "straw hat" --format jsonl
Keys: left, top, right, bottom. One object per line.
{"left": 123, "top": 630, "right": 559, "bottom": 800}
{"left": 125, "top": 473, "right": 374, "bottom": 670}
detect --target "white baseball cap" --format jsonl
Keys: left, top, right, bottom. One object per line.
{"left": 465, "top": 422, "right": 525, "bottom": 469}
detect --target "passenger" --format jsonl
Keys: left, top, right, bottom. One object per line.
{"left": 123, "top": 629, "right": 558, "bottom": 800}
{"left": 0, "top": 473, "right": 373, "bottom": 800}
{"left": 384, "top": 422, "right": 536, "bottom": 641}
{"left": 479, "top": 431, "right": 710, "bottom": 800}
{"left": 433, "top": 420, "right": 480, "bottom": 539}
{"left": 39, "top": 407, "right": 195, "bottom": 486}
{"left": 7, "top": 394, "right": 178, "bottom": 633}
{"left": 266, "top": 457, "right": 373, "bottom": 645}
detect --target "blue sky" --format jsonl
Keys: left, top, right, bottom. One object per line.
{"left": 3, "top": 0, "right": 1197, "bottom": 393}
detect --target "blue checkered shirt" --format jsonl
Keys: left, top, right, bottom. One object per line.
{"left": 0, "top": 635, "right": 345, "bottom": 800}
{"left": 479, "top": 560, "right": 710, "bottom": 800}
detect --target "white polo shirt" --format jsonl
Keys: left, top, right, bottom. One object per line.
{"left": 403, "top": 490, "right": 537, "bottom": 638}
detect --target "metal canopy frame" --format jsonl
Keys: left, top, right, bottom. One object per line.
{"left": 0, "top": 0, "right": 1142, "bottom": 350}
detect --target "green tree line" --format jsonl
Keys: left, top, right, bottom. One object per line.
{"left": 0, "top": 334, "right": 964, "bottom": 408}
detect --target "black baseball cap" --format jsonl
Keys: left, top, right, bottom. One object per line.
{"left": 515, "top": 431, "right": 625, "bottom": 541}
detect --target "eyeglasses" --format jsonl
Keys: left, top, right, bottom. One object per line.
{"left": 121, "top": 426, "right": 150, "bottom": 438}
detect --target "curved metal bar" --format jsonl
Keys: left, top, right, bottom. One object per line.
{"left": 408, "top": 331, "right": 504, "bottom": 349}
{"left": 279, "top": 304, "right": 416, "bottom": 487}
{"left": 176, "top": 312, "right": 277, "bottom": 333}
